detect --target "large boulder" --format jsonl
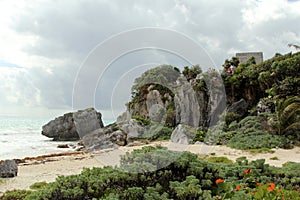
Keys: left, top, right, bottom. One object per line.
{"left": 0, "top": 160, "right": 18, "bottom": 178}
{"left": 42, "top": 108, "right": 104, "bottom": 141}
{"left": 82, "top": 126, "right": 126, "bottom": 150}
{"left": 170, "top": 124, "right": 195, "bottom": 145}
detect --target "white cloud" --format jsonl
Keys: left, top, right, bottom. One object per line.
{"left": 0, "top": 0, "right": 299, "bottom": 118}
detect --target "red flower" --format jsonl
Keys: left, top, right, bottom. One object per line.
{"left": 267, "top": 182, "right": 276, "bottom": 191}
{"left": 215, "top": 178, "right": 224, "bottom": 185}
{"left": 244, "top": 168, "right": 251, "bottom": 174}
{"left": 257, "top": 182, "right": 262, "bottom": 186}
{"left": 235, "top": 185, "right": 241, "bottom": 191}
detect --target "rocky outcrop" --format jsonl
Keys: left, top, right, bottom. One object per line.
{"left": 170, "top": 124, "right": 195, "bottom": 144}
{"left": 121, "top": 119, "right": 145, "bottom": 143}
{"left": 82, "top": 119, "right": 146, "bottom": 150}
{"left": 174, "top": 80, "right": 211, "bottom": 128}
{"left": 175, "top": 82, "right": 200, "bottom": 128}
{"left": 82, "top": 126, "right": 126, "bottom": 150}
{"left": 129, "top": 84, "right": 176, "bottom": 127}
{"left": 42, "top": 108, "right": 104, "bottom": 141}
{"left": 0, "top": 160, "right": 18, "bottom": 178}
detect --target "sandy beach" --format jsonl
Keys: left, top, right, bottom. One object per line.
{"left": 1, "top": 142, "right": 300, "bottom": 193}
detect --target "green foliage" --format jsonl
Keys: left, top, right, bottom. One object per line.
{"left": 224, "top": 112, "right": 242, "bottom": 126}
{"left": 270, "top": 156, "right": 279, "bottom": 160}
{"left": 132, "top": 115, "right": 151, "bottom": 126}
{"left": 182, "top": 64, "right": 202, "bottom": 81}
{"left": 224, "top": 52, "right": 300, "bottom": 107}
{"left": 170, "top": 175, "right": 202, "bottom": 199}
{"left": 3, "top": 146, "right": 299, "bottom": 200}
{"left": 29, "top": 181, "right": 48, "bottom": 190}
{"left": 193, "top": 129, "right": 206, "bottom": 142}
{"left": 0, "top": 190, "right": 32, "bottom": 200}
{"left": 276, "top": 96, "right": 300, "bottom": 139}
{"left": 227, "top": 131, "right": 288, "bottom": 150}
{"left": 206, "top": 156, "right": 234, "bottom": 164}
{"left": 142, "top": 123, "right": 173, "bottom": 140}
{"left": 247, "top": 148, "right": 275, "bottom": 154}
{"left": 131, "top": 65, "right": 180, "bottom": 92}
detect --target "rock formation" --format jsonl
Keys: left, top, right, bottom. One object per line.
{"left": 174, "top": 81, "right": 200, "bottom": 128}
{"left": 170, "top": 124, "right": 195, "bottom": 144}
{"left": 42, "top": 108, "right": 104, "bottom": 141}
{"left": 0, "top": 160, "right": 18, "bottom": 178}
{"left": 82, "top": 125, "right": 126, "bottom": 150}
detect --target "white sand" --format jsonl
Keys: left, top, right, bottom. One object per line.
{"left": 0, "top": 142, "right": 299, "bottom": 193}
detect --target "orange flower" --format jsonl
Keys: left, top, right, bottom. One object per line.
{"left": 215, "top": 178, "right": 224, "bottom": 185}
{"left": 257, "top": 182, "right": 261, "bottom": 186}
{"left": 267, "top": 182, "right": 276, "bottom": 191}
{"left": 234, "top": 185, "right": 241, "bottom": 191}
{"left": 277, "top": 190, "right": 282, "bottom": 193}
{"left": 244, "top": 168, "right": 251, "bottom": 174}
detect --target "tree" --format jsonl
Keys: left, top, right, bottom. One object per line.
{"left": 276, "top": 96, "right": 300, "bottom": 139}
{"left": 182, "top": 65, "right": 202, "bottom": 81}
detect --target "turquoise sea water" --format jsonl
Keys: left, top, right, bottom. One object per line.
{"left": 0, "top": 116, "right": 114, "bottom": 160}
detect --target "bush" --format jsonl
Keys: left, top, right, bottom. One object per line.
{"left": 141, "top": 123, "right": 173, "bottom": 141}
{"left": 29, "top": 182, "right": 48, "bottom": 190}
{"left": 0, "top": 190, "right": 32, "bottom": 200}
{"left": 225, "top": 112, "right": 242, "bottom": 126}
{"left": 227, "top": 131, "right": 288, "bottom": 150}
{"left": 206, "top": 156, "right": 234, "bottom": 164}
{"left": 132, "top": 115, "right": 151, "bottom": 126}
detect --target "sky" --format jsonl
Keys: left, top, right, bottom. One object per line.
{"left": 0, "top": 0, "right": 299, "bottom": 119}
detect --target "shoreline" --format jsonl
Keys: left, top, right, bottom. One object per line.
{"left": 1, "top": 142, "right": 300, "bottom": 193}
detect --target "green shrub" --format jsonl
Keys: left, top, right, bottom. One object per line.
{"left": 207, "top": 156, "right": 234, "bottom": 164}
{"left": 142, "top": 123, "right": 173, "bottom": 140}
{"left": 29, "top": 181, "right": 48, "bottom": 190}
{"left": 227, "top": 131, "right": 288, "bottom": 150}
{"left": 247, "top": 148, "right": 275, "bottom": 154}
{"left": 225, "top": 112, "right": 242, "bottom": 126}
{"left": 132, "top": 115, "right": 151, "bottom": 126}
{"left": 0, "top": 190, "right": 32, "bottom": 200}
{"left": 10, "top": 146, "right": 299, "bottom": 200}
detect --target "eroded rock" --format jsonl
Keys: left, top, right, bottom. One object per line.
{"left": 171, "top": 124, "right": 195, "bottom": 145}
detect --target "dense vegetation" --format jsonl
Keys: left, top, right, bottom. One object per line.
{"left": 1, "top": 146, "right": 299, "bottom": 199}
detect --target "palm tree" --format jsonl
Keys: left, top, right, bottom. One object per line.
{"left": 276, "top": 96, "right": 300, "bottom": 139}
{"left": 288, "top": 43, "right": 300, "bottom": 51}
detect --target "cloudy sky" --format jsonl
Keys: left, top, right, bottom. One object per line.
{"left": 0, "top": 0, "right": 299, "bottom": 119}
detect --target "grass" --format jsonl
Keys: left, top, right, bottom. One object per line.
{"left": 247, "top": 148, "right": 275, "bottom": 154}
{"left": 30, "top": 181, "right": 48, "bottom": 190}
{"left": 206, "top": 156, "right": 234, "bottom": 164}
{"left": 270, "top": 156, "right": 279, "bottom": 160}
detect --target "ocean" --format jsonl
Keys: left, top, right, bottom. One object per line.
{"left": 0, "top": 116, "right": 114, "bottom": 160}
